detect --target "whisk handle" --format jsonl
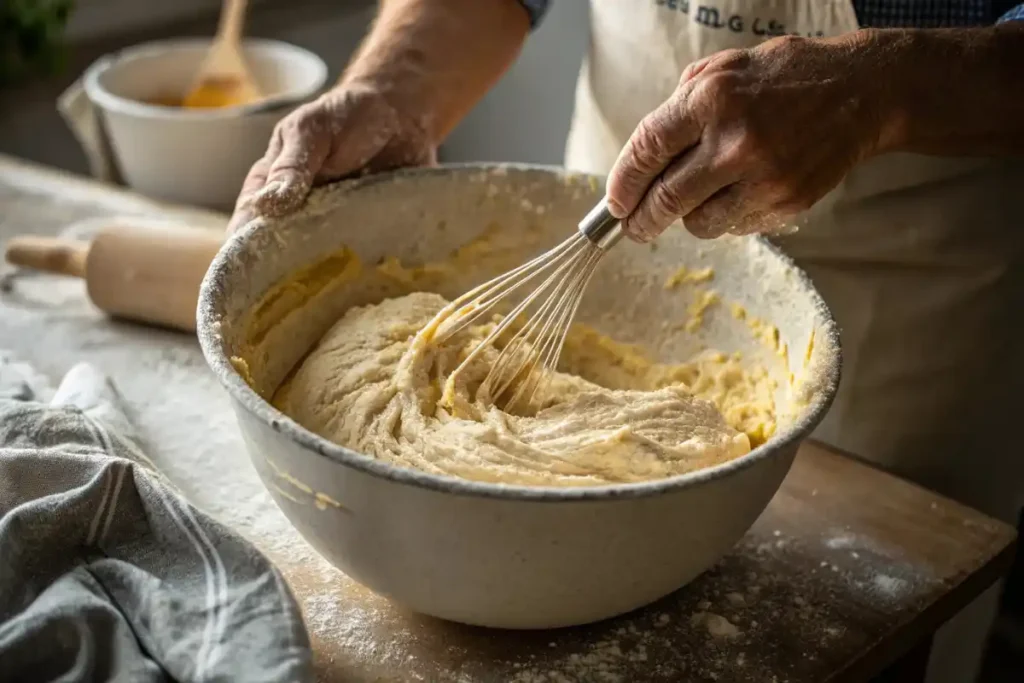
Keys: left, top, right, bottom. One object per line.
{"left": 578, "top": 198, "right": 623, "bottom": 250}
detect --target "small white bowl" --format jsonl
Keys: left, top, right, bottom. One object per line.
{"left": 83, "top": 38, "right": 328, "bottom": 210}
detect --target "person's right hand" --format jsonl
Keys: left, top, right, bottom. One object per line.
{"left": 227, "top": 82, "right": 437, "bottom": 233}
{"left": 604, "top": 33, "right": 890, "bottom": 242}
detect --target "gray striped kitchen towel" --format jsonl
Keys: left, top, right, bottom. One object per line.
{"left": 0, "top": 354, "right": 312, "bottom": 682}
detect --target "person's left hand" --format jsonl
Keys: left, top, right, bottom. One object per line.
{"left": 605, "top": 31, "right": 896, "bottom": 241}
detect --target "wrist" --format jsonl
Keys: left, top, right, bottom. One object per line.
{"left": 336, "top": 25, "right": 448, "bottom": 148}
{"left": 838, "top": 27, "right": 1024, "bottom": 157}
{"left": 832, "top": 28, "right": 916, "bottom": 157}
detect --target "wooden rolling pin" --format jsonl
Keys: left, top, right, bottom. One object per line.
{"left": 4, "top": 225, "right": 224, "bottom": 332}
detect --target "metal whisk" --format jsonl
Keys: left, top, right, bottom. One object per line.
{"left": 432, "top": 198, "right": 623, "bottom": 411}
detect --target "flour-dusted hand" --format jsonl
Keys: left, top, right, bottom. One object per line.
{"left": 605, "top": 33, "right": 895, "bottom": 241}
{"left": 227, "top": 83, "right": 437, "bottom": 233}
{"left": 226, "top": 0, "right": 532, "bottom": 232}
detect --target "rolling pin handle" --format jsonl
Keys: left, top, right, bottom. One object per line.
{"left": 4, "top": 236, "right": 89, "bottom": 279}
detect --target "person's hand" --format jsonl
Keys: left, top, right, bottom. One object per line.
{"left": 227, "top": 82, "right": 437, "bottom": 233}
{"left": 605, "top": 32, "right": 893, "bottom": 241}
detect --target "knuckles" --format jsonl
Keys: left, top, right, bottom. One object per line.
{"left": 277, "top": 102, "right": 330, "bottom": 141}
{"left": 648, "top": 177, "right": 686, "bottom": 219}
{"left": 660, "top": 36, "right": 839, "bottom": 232}
{"left": 707, "top": 47, "right": 751, "bottom": 72}
{"left": 272, "top": 87, "right": 382, "bottom": 143}
{"left": 691, "top": 70, "right": 742, "bottom": 110}
{"left": 762, "top": 33, "right": 806, "bottom": 54}
{"left": 628, "top": 114, "right": 680, "bottom": 173}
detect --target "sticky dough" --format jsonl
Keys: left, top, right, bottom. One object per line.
{"left": 274, "top": 291, "right": 775, "bottom": 488}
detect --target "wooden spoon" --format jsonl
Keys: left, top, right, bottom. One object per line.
{"left": 183, "top": 0, "right": 263, "bottom": 109}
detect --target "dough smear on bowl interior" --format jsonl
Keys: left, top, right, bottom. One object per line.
{"left": 274, "top": 290, "right": 777, "bottom": 488}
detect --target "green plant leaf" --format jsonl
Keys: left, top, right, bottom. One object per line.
{"left": 0, "top": 0, "right": 75, "bottom": 86}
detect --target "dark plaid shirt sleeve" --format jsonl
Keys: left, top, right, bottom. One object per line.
{"left": 516, "top": 0, "right": 550, "bottom": 28}
{"left": 999, "top": 3, "right": 1024, "bottom": 20}
{"left": 515, "top": 1, "right": 1024, "bottom": 29}
{"left": 852, "top": 1, "right": 1024, "bottom": 27}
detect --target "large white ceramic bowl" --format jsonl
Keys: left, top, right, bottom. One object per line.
{"left": 83, "top": 38, "right": 328, "bottom": 210}
{"left": 197, "top": 165, "right": 841, "bottom": 629}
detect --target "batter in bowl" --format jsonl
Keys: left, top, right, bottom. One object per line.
{"left": 274, "top": 291, "right": 774, "bottom": 487}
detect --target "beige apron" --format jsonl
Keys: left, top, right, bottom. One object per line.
{"left": 566, "top": 0, "right": 1024, "bottom": 523}
{"left": 565, "top": 4, "right": 1024, "bottom": 680}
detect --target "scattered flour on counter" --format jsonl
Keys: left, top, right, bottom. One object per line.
{"left": 725, "top": 592, "right": 746, "bottom": 607}
{"left": 825, "top": 534, "right": 856, "bottom": 550}
{"left": 871, "top": 574, "right": 909, "bottom": 598}
{"left": 508, "top": 641, "right": 629, "bottom": 683}
{"left": 691, "top": 612, "right": 742, "bottom": 639}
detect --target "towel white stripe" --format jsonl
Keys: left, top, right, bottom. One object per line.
{"left": 169, "top": 490, "right": 230, "bottom": 675}
{"left": 84, "top": 418, "right": 114, "bottom": 546}
{"left": 141, "top": 470, "right": 219, "bottom": 683}
{"left": 85, "top": 415, "right": 219, "bottom": 683}
{"left": 100, "top": 463, "right": 127, "bottom": 545}
{"left": 83, "top": 414, "right": 128, "bottom": 547}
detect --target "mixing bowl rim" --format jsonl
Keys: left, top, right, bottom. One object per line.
{"left": 83, "top": 37, "right": 329, "bottom": 121}
{"left": 197, "top": 162, "right": 842, "bottom": 502}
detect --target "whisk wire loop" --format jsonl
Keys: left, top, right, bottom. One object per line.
{"left": 486, "top": 239, "right": 596, "bottom": 402}
{"left": 501, "top": 245, "right": 604, "bottom": 410}
{"left": 436, "top": 198, "right": 622, "bottom": 412}
{"left": 432, "top": 232, "right": 586, "bottom": 345}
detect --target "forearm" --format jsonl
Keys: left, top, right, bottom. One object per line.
{"left": 340, "top": 0, "right": 530, "bottom": 146}
{"left": 860, "top": 24, "right": 1024, "bottom": 157}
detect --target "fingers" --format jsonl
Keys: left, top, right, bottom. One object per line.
{"left": 226, "top": 101, "right": 365, "bottom": 234}
{"left": 227, "top": 101, "right": 339, "bottom": 235}
{"left": 678, "top": 54, "right": 715, "bottom": 84}
{"left": 226, "top": 88, "right": 428, "bottom": 234}
{"left": 682, "top": 185, "right": 747, "bottom": 238}
{"left": 621, "top": 142, "right": 736, "bottom": 242}
{"left": 227, "top": 132, "right": 281, "bottom": 233}
{"left": 256, "top": 112, "right": 334, "bottom": 217}
{"left": 606, "top": 45, "right": 844, "bottom": 242}
{"left": 682, "top": 184, "right": 788, "bottom": 239}
{"left": 605, "top": 89, "right": 702, "bottom": 221}
{"left": 605, "top": 49, "right": 751, "bottom": 224}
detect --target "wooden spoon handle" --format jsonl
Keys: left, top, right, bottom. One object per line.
{"left": 4, "top": 236, "right": 89, "bottom": 278}
{"left": 218, "top": 0, "right": 250, "bottom": 44}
